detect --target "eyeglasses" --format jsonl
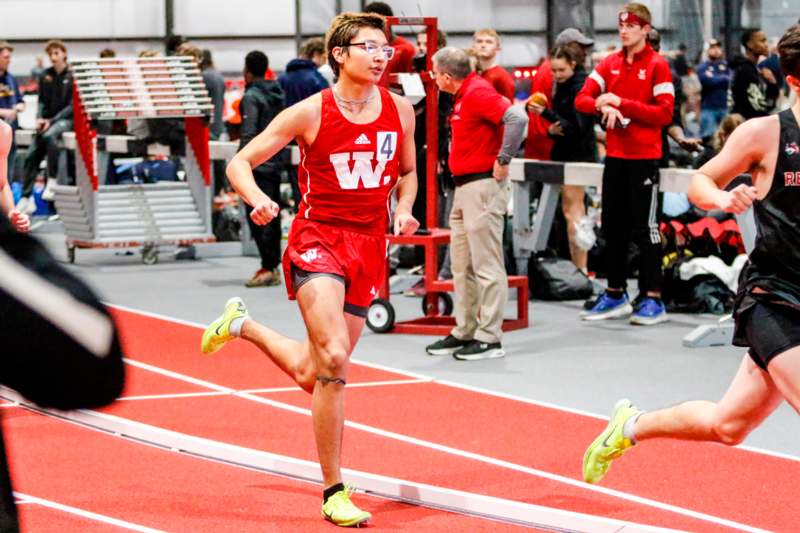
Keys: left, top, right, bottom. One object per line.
{"left": 344, "top": 41, "right": 395, "bottom": 60}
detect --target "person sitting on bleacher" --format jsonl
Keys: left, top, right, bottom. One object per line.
{"left": 16, "top": 40, "right": 74, "bottom": 216}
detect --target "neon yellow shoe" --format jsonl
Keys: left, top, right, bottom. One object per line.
{"left": 200, "top": 297, "right": 248, "bottom": 354}
{"left": 321, "top": 486, "right": 371, "bottom": 527}
{"left": 582, "top": 399, "right": 641, "bottom": 484}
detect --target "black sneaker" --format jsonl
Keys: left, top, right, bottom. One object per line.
{"left": 453, "top": 340, "right": 505, "bottom": 361}
{"left": 426, "top": 335, "right": 470, "bottom": 356}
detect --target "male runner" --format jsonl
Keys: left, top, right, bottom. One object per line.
{"left": 0, "top": 121, "right": 29, "bottom": 232}
{"left": 583, "top": 24, "right": 800, "bottom": 485}
{"left": 201, "top": 12, "right": 418, "bottom": 526}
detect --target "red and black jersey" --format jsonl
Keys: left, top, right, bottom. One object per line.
{"left": 297, "top": 87, "right": 403, "bottom": 236}
{"left": 575, "top": 44, "right": 674, "bottom": 160}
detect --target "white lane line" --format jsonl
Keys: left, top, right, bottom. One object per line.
{"left": 14, "top": 492, "right": 166, "bottom": 532}
{"left": 119, "top": 391, "right": 227, "bottom": 402}
{"left": 117, "top": 372, "right": 431, "bottom": 407}
{"left": 121, "top": 355, "right": 768, "bottom": 533}
{"left": 109, "top": 303, "right": 800, "bottom": 465}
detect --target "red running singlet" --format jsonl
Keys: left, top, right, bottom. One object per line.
{"left": 296, "top": 87, "right": 403, "bottom": 236}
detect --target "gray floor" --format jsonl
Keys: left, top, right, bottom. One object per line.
{"left": 36, "top": 222, "right": 798, "bottom": 458}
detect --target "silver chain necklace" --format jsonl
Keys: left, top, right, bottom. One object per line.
{"left": 332, "top": 87, "right": 377, "bottom": 108}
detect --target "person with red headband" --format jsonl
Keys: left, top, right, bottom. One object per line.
{"left": 575, "top": 2, "right": 674, "bottom": 326}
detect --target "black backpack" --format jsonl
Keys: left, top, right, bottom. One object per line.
{"left": 529, "top": 256, "right": 593, "bottom": 301}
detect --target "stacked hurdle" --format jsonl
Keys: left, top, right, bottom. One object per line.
{"left": 55, "top": 56, "right": 215, "bottom": 264}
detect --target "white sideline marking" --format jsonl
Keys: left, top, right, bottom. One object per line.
{"left": 117, "top": 378, "right": 430, "bottom": 402}
{"left": 123, "top": 358, "right": 766, "bottom": 533}
{"left": 119, "top": 391, "right": 227, "bottom": 401}
{"left": 108, "top": 303, "right": 800, "bottom": 464}
{"left": 14, "top": 492, "right": 165, "bottom": 532}
{"left": 4, "top": 395, "right": 681, "bottom": 533}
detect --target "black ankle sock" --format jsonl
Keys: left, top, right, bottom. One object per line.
{"left": 323, "top": 482, "right": 345, "bottom": 503}
{"left": 606, "top": 289, "right": 624, "bottom": 299}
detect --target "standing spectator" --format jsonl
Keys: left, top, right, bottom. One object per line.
{"left": 697, "top": 38, "right": 731, "bottom": 141}
{"left": 301, "top": 36, "right": 335, "bottom": 86}
{"left": 29, "top": 56, "right": 45, "bottom": 82}
{"left": 672, "top": 43, "right": 690, "bottom": 77}
{"left": 279, "top": 37, "right": 329, "bottom": 107}
{"left": 0, "top": 42, "right": 25, "bottom": 182}
{"left": 363, "top": 2, "right": 416, "bottom": 84}
{"left": 425, "top": 47, "right": 528, "bottom": 360}
{"left": 524, "top": 28, "right": 594, "bottom": 161}
{"left": 279, "top": 37, "right": 330, "bottom": 209}
{"left": 200, "top": 49, "right": 226, "bottom": 141}
{"left": 758, "top": 39, "right": 785, "bottom": 94}
{"left": 528, "top": 45, "right": 595, "bottom": 272}
{"left": 730, "top": 29, "right": 779, "bottom": 119}
{"left": 239, "top": 51, "right": 286, "bottom": 288}
{"left": 575, "top": 3, "right": 674, "bottom": 325}
{"left": 200, "top": 49, "right": 227, "bottom": 197}
{"left": 17, "top": 40, "right": 74, "bottom": 216}
{"left": 99, "top": 48, "right": 115, "bottom": 58}
{"left": 649, "top": 28, "right": 701, "bottom": 168}
{"left": 473, "top": 29, "right": 515, "bottom": 102}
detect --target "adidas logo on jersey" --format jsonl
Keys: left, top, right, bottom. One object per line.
{"left": 354, "top": 133, "right": 370, "bottom": 145}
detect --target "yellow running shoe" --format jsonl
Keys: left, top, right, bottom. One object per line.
{"left": 582, "top": 399, "right": 641, "bottom": 484}
{"left": 321, "top": 486, "right": 371, "bottom": 527}
{"left": 200, "top": 297, "right": 248, "bottom": 354}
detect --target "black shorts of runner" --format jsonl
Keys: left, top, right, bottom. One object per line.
{"left": 738, "top": 301, "right": 800, "bottom": 371}
{"left": 290, "top": 264, "right": 368, "bottom": 318}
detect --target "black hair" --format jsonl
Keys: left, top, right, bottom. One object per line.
{"left": 741, "top": 28, "right": 760, "bottom": 49}
{"left": 364, "top": 2, "right": 393, "bottom": 17}
{"left": 244, "top": 50, "right": 268, "bottom": 77}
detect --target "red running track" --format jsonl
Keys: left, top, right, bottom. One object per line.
{"left": 101, "top": 307, "right": 800, "bottom": 531}
{"left": 10, "top": 305, "right": 799, "bottom": 531}
{"left": 5, "top": 406, "right": 537, "bottom": 531}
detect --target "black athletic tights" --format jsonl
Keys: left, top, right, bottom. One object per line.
{"left": 600, "top": 157, "right": 663, "bottom": 294}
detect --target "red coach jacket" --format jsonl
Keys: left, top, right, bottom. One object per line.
{"left": 575, "top": 43, "right": 674, "bottom": 160}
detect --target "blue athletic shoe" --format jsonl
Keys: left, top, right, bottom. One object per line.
{"left": 581, "top": 292, "right": 633, "bottom": 321}
{"left": 629, "top": 297, "right": 668, "bottom": 325}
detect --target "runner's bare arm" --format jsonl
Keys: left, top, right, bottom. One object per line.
{"left": 688, "top": 116, "right": 773, "bottom": 213}
{"left": 0, "top": 124, "right": 14, "bottom": 218}
{"left": 227, "top": 95, "right": 321, "bottom": 209}
{"left": 0, "top": 124, "right": 28, "bottom": 232}
{"left": 391, "top": 94, "right": 419, "bottom": 235}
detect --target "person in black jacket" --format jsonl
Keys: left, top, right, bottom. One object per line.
{"left": 730, "top": 29, "right": 779, "bottom": 119}
{"left": 528, "top": 44, "right": 594, "bottom": 272}
{"left": 239, "top": 51, "right": 286, "bottom": 288}
{"left": 17, "top": 40, "right": 74, "bottom": 215}
{"left": 0, "top": 213, "right": 125, "bottom": 531}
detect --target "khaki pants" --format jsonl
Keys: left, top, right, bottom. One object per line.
{"left": 449, "top": 177, "right": 509, "bottom": 343}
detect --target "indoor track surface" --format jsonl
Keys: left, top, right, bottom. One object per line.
{"left": 4, "top": 305, "right": 798, "bottom": 531}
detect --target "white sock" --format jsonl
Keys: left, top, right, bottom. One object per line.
{"left": 229, "top": 316, "right": 247, "bottom": 337}
{"left": 623, "top": 412, "right": 643, "bottom": 444}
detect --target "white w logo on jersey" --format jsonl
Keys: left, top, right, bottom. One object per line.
{"left": 329, "top": 152, "right": 389, "bottom": 190}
